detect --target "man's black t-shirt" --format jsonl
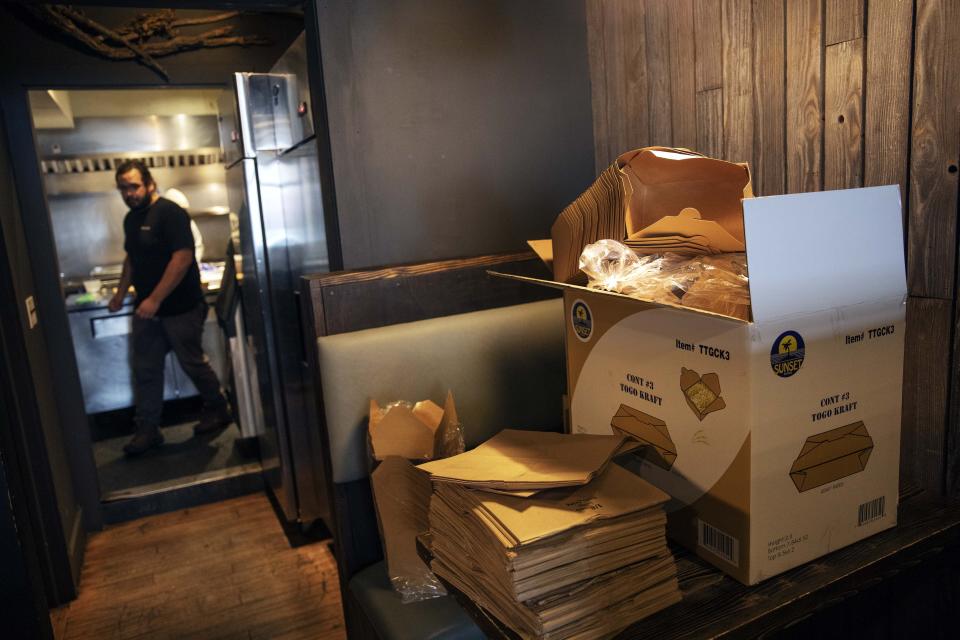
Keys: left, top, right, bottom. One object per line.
{"left": 123, "top": 197, "right": 202, "bottom": 316}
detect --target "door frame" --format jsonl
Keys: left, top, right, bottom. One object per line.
{"left": 0, "top": 0, "right": 341, "bottom": 604}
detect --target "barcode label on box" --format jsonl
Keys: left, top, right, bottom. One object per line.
{"left": 858, "top": 496, "right": 885, "bottom": 526}
{"left": 698, "top": 519, "right": 739, "bottom": 567}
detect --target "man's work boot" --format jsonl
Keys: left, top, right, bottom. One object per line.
{"left": 194, "top": 402, "right": 233, "bottom": 436}
{"left": 123, "top": 424, "right": 164, "bottom": 456}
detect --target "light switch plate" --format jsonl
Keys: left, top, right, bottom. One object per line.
{"left": 25, "top": 295, "right": 38, "bottom": 329}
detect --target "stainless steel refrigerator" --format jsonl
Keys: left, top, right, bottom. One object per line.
{"left": 219, "top": 33, "right": 330, "bottom": 524}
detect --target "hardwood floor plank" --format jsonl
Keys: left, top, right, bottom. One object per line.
{"left": 52, "top": 493, "right": 346, "bottom": 640}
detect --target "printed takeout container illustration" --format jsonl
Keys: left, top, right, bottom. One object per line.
{"left": 610, "top": 404, "right": 676, "bottom": 471}
{"left": 679, "top": 367, "right": 725, "bottom": 421}
{"left": 789, "top": 421, "right": 874, "bottom": 493}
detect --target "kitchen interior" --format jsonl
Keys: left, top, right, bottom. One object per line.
{"left": 25, "top": 31, "right": 330, "bottom": 525}
{"left": 31, "top": 87, "right": 246, "bottom": 500}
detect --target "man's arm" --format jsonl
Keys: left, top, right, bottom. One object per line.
{"left": 134, "top": 249, "right": 193, "bottom": 319}
{"left": 108, "top": 256, "right": 132, "bottom": 313}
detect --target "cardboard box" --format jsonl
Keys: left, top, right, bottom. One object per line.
{"left": 368, "top": 391, "right": 461, "bottom": 463}
{"left": 497, "top": 172, "right": 906, "bottom": 584}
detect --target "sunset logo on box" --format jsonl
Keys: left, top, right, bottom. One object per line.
{"left": 571, "top": 300, "right": 593, "bottom": 342}
{"left": 770, "top": 330, "right": 805, "bottom": 378}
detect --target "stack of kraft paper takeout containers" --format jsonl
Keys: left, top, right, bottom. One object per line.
{"left": 417, "top": 430, "right": 682, "bottom": 639}
{"left": 494, "top": 146, "right": 907, "bottom": 585}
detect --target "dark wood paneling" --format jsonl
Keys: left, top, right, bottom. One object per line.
{"left": 864, "top": 0, "right": 914, "bottom": 206}
{"left": 584, "top": 0, "right": 609, "bottom": 174}
{"left": 586, "top": 0, "right": 958, "bottom": 497}
{"left": 901, "top": 297, "right": 952, "bottom": 494}
{"left": 908, "top": 0, "right": 960, "bottom": 299}
{"left": 646, "top": 1, "right": 673, "bottom": 146}
{"left": 721, "top": 0, "right": 754, "bottom": 164}
{"left": 824, "top": 38, "right": 865, "bottom": 190}
{"left": 695, "top": 88, "right": 724, "bottom": 159}
{"left": 668, "top": 0, "right": 697, "bottom": 150}
{"left": 694, "top": 0, "right": 723, "bottom": 91}
{"left": 695, "top": 0, "right": 724, "bottom": 158}
{"left": 751, "top": 0, "right": 786, "bottom": 196}
{"left": 951, "top": 257, "right": 960, "bottom": 496}
{"left": 586, "top": 0, "right": 649, "bottom": 172}
{"left": 785, "top": 0, "right": 824, "bottom": 193}
{"left": 825, "top": 0, "right": 865, "bottom": 45}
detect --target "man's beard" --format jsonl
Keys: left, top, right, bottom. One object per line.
{"left": 125, "top": 193, "right": 151, "bottom": 211}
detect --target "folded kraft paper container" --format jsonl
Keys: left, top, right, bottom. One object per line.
{"left": 492, "top": 150, "right": 906, "bottom": 585}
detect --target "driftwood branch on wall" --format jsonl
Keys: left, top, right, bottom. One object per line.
{"left": 28, "top": 5, "right": 271, "bottom": 81}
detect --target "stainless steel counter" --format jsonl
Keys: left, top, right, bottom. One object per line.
{"left": 67, "top": 292, "right": 227, "bottom": 415}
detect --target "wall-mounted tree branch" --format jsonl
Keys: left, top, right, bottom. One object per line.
{"left": 27, "top": 5, "right": 271, "bottom": 81}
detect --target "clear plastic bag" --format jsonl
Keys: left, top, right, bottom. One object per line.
{"left": 675, "top": 253, "right": 751, "bottom": 321}
{"left": 578, "top": 239, "right": 688, "bottom": 304}
{"left": 370, "top": 457, "right": 449, "bottom": 604}
{"left": 391, "top": 561, "right": 448, "bottom": 604}
{"left": 579, "top": 240, "right": 751, "bottom": 320}
{"left": 438, "top": 416, "right": 466, "bottom": 459}
{"left": 368, "top": 397, "right": 464, "bottom": 603}
{"left": 373, "top": 399, "right": 413, "bottom": 417}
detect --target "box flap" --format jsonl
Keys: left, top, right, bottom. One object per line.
{"left": 527, "top": 239, "right": 553, "bottom": 270}
{"left": 743, "top": 185, "right": 906, "bottom": 323}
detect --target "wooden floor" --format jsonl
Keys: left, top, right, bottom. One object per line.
{"left": 50, "top": 493, "right": 346, "bottom": 640}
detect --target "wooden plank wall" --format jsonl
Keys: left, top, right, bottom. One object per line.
{"left": 585, "top": 0, "right": 960, "bottom": 495}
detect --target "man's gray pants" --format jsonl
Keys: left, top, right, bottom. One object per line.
{"left": 131, "top": 300, "right": 225, "bottom": 428}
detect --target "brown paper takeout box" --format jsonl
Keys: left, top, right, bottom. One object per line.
{"left": 789, "top": 421, "right": 874, "bottom": 492}
{"left": 370, "top": 456, "right": 443, "bottom": 601}
{"left": 368, "top": 390, "right": 460, "bottom": 462}
{"left": 539, "top": 146, "right": 753, "bottom": 284}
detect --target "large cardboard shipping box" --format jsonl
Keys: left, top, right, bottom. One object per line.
{"left": 507, "top": 184, "right": 907, "bottom": 585}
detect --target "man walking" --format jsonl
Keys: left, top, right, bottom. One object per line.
{"left": 109, "top": 159, "right": 231, "bottom": 455}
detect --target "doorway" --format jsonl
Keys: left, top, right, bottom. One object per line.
{"left": 27, "top": 88, "right": 263, "bottom": 512}
{"left": 0, "top": 6, "right": 339, "bottom": 620}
